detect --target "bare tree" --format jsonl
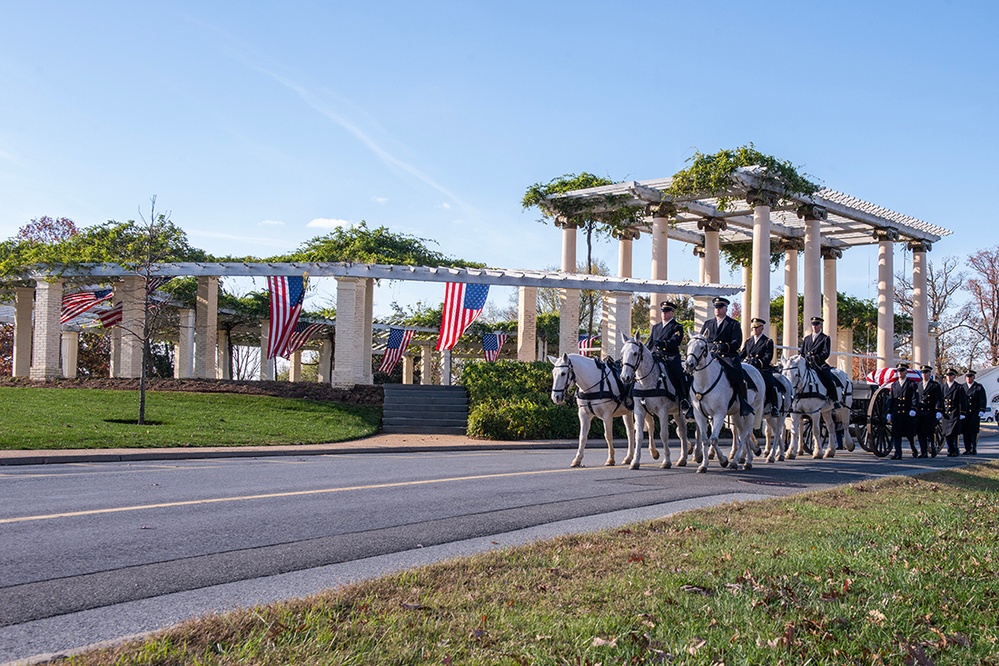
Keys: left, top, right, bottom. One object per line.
{"left": 961, "top": 246, "right": 999, "bottom": 367}
{"left": 895, "top": 255, "right": 968, "bottom": 374}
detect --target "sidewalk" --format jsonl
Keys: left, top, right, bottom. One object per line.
{"left": 0, "top": 433, "right": 582, "bottom": 466}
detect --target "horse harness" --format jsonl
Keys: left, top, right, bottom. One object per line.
{"left": 555, "top": 357, "right": 632, "bottom": 414}
{"left": 622, "top": 341, "right": 676, "bottom": 402}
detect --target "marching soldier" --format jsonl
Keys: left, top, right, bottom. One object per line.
{"left": 800, "top": 316, "right": 841, "bottom": 407}
{"left": 940, "top": 368, "right": 968, "bottom": 457}
{"left": 962, "top": 370, "right": 987, "bottom": 455}
{"left": 700, "top": 296, "right": 754, "bottom": 416}
{"left": 740, "top": 317, "right": 779, "bottom": 417}
{"left": 648, "top": 301, "right": 693, "bottom": 419}
{"left": 915, "top": 365, "right": 943, "bottom": 458}
{"left": 887, "top": 361, "right": 918, "bottom": 459}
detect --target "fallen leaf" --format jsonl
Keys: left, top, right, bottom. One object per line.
{"left": 592, "top": 636, "right": 617, "bottom": 647}
{"left": 686, "top": 638, "right": 707, "bottom": 655}
{"left": 868, "top": 610, "right": 887, "bottom": 626}
{"left": 680, "top": 584, "right": 712, "bottom": 596}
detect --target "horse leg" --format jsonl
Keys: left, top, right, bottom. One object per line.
{"left": 655, "top": 406, "right": 672, "bottom": 469}
{"left": 646, "top": 412, "right": 660, "bottom": 460}
{"left": 623, "top": 412, "right": 638, "bottom": 470}
{"left": 821, "top": 411, "right": 837, "bottom": 458}
{"left": 601, "top": 413, "right": 616, "bottom": 466}
{"left": 787, "top": 414, "right": 800, "bottom": 460}
{"left": 624, "top": 403, "right": 642, "bottom": 467}
{"left": 838, "top": 407, "right": 855, "bottom": 451}
{"left": 675, "top": 409, "right": 689, "bottom": 468}
{"left": 571, "top": 408, "right": 591, "bottom": 467}
{"left": 711, "top": 415, "right": 730, "bottom": 469}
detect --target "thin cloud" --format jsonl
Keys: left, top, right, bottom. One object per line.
{"left": 440, "top": 202, "right": 451, "bottom": 210}
{"left": 372, "top": 196, "right": 389, "bottom": 205}
{"left": 307, "top": 217, "right": 353, "bottom": 229}
{"left": 258, "top": 219, "right": 285, "bottom": 226}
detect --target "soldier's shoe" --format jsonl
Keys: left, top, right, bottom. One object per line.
{"left": 739, "top": 399, "right": 755, "bottom": 417}
{"left": 930, "top": 448, "right": 937, "bottom": 458}
{"left": 918, "top": 453, "right": 928, "bottom": 458}
{"left": 771, "top": 407, "right": 780, "bottom": 417}
{"left": 890, "top": 453, "right": 902, "bottom": 460}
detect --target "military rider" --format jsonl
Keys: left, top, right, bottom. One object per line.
{"left": 800, "top": 315, "right": 841, "bottom": 407}
{"left": 700, "top": 296, "right": 754, "bottom": 417}
{"left": 740, "top": 317, "right": 779, "bottom": 417}
{"left": 648, "top": 301, "right": 693, "bottom": 419}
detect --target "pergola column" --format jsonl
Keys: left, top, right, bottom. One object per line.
{"left": 217, "top": 329, "right": 231, "bottom": 379}
{"left": 779, "top": 239, "right": 802, "bottom": 356}
{"left": 693, "top": 245, "right": 707, "bottom": 330}
{"left": 419, "top": 341, "right": 433, "bottom": 385}
{"left": 875, "top": 228, "right": 898, "bottom": 367}
{"left": 109, "top": 327, "right": 121, "bottom": 378}
{"left": 648, "top": 208, "right": 670, "bottom": 328}
{"left": 317, "top": 338, "right": 333, "bottom": 384}
{"left": 29, "top": 278, "right": 63, "bottom": 379}
{"left": 194, "top": 276, "right": 219, "bottom": 379}
{"left": 606, "top": 227, "right": 638, "bottom": 358}
{"left": 910, "top": 241, "right": 932, "bottom": 365}
{"left": 61, "top": 330, "right": 79, "bottom": 378}
{"left": 749, "top": 193, "right": 773, "bottom": 325}
{"left": 837, "top": 327, "right": 854, "bottom": 375}
{"left": 176, "top": 308, "right": 195, "bottom": 379}
{"left": 557, "top": 221, "right": 580, "bottom": 357}
{"left": 333, "top": 277, "right": 371, "bottom": 386}
{"left": 12, "top": 286, "right": 34, "bottom": 377}
{"left": 517, "top": 286, "right": 538, "bottom": 362}
{"left": 697, "top": 218, "right": 724, "bottom": 330}
{"left": 289, "top": 350, "right": 302, "bottom": 382}
{"left": 822, "top": 247, "right": 842, "bottom": 358}
{"left": 797, "top": 204, "right": 826, "bottom": 324}
{"left": 741, "top": 264, "right": 751, "bottom": 340}
{"left": 118, "top": 276, "right": 144, "bottom": 378}
{"left": 363, "top": 279, "right": 374, "bottom": 384}
{"left": 259, "top": 320, "right": 274, "bottom": 380}
{"left": 401, "top": 354, "right": 414, "bottom": 384}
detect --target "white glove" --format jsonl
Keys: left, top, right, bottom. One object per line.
{"left": 936, "top": 412, "right": 942, "bottom": 420}
{"left": 960, "top": 414, "right": 966, "bottom": 420}
{"left": 980, "top": 412, "right": 985, "bottom": 418}
{"left": 886, "top": 413, "right": 892, "bottom": 422}
{"left": 909, "top": 410, "right": 916, "bottom": 417}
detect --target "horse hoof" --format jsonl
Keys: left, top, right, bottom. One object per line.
{"left": 697, "top": 465, "right": 707, "bottom": 473}
{"left": 677, "top": 459, "right": 686, "bottom": 467}
{"left": 744, "top": 462, "right": 753, "bottom": 470}
{"left": 623, "top": 457, "right": 633, "bottom": 466}
{"left": 651, "top": 449, "right": 660, "bottom": 460}
{"left": 605, "top": 460, "right": 615, "bottom": 467}
{"left": 846, "top": 443, "right": 855, "bottom": 452}
{"left": 630, "top": 462, "right": 640, "bottom": 471}
{"left": 570, "top": 460, "right": 582, "bottom": 468}
{"left": 824, "top": 450, "right": 835, "bottom": 459}
{"left": 720, "top": 459, "right": 729, "bottom": 468}
{"left": 661, "top": 461, "right": 672, "bottom": 470}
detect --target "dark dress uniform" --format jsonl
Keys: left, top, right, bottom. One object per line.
{"left": 700, "top": 311, "right": 753, "bottom": 416}
{"left": 740, "top": 332, "right": 777, "bottom": 416}
{"left": 940, "top": 376, "right": 968, "bottom": 456}
{"left": 800, "top": 326, "right": 840, "bottom": 405}
{"left": 648, "top": 316, "right": 689, "bottom": 407}
{"left": 962, "top": 377, "right": 987, "bottom": 454}
{"left": 915, "top": 376, "right": 943, "bottom": 457}
{"left": 888, "top": 374, "right": 918, "bottom": 459}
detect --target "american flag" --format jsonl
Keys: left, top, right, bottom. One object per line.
{"left": 96, "top": 303, "right": 123, "bottom": 328}
{"left": 282, "top": 321, "right": 326, "bottom": 358}
{"left": 435, "top": 282, "right": 489, "bottom": 351}
{"left": 482, "top": 332, "right": 508, "bottom": 362}
{"left": 267, "top": 275, "right": 306, "bottom": 359}
{"left": 378, "top": 327, "right": 415, "bottom": 374}
{"left": 865, "top": 367, "right": 922, "bottom": 385}
{"left": 91, "top": 277, "right": 172, "bottom": 329}
{"left": 61, "top": 288, "right": 113, "bottom": 323}
{"left": 578, "top": 333, "right": 600, "bottom": 352}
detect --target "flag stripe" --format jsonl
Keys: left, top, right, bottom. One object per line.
{"left": 282, "top": 322, "right": 325, "bottom": 358}
{"left": 60, "top": 289, "right": 113, "bottom": 323}
{"left": 267, "top": 276, "right": 306, "bottom": 359}
{"left": 436, "top": 283, "right": 488, "bottom": 351}
{"left": 482, "top": 332, "right": 508, "bottom": 362}
{"left": 378, "top": 327, "right": 415, "bottom": 374}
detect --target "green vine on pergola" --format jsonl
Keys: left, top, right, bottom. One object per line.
{"left": 664, "top": 144, "right": 820, "bottom": 211}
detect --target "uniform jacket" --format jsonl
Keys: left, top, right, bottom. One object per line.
{"left": 915, "top": 379, "right": 943, "bottom": 433}
{"left": 700, "top": 316, "right": 742, "bottom": 359}
{"left": 963, "top": 381, "right": 987, "bottom": 435}
{"left": 800, "top": 332, "right": 831, "bottom": 368}
{"left": 941, "top": 380, "right": 968, "bottom": 436}
{"left": 648, "top": 319, "right": 685, "bottom": 357}
{"left": 888, "top": 379, "right": 918, "bottom": 437}
{"left": 740, "top": 334, "right": 774, "bottom": 372}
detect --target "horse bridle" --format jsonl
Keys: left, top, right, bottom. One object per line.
{"left": 551, "top": 358, "right": 576, "bottom": 400}
{"left": 622, "top": 340, "right": 658, "bottom": 384}
{"left": 686, "top": 336, "right": 716, "bottom": 373}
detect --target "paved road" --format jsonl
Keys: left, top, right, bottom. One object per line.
{"left": 1, "top": 435, "right": 995, "bottom": 665}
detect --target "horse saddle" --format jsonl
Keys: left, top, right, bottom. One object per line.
{"left": 596, "top": 358, "right": 634, "bottom": 410}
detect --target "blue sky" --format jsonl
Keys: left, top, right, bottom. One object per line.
{"left": 2, "top": 1, "right": 995, "bottom": 320}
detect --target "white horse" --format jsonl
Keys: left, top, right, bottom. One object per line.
{"left": 551, "top": 353, "right": 638, "bottom": 468}
{"left": 619, "top": 336, "right": 693, "bottom": 470}
{"left": 755, "top": 372, "right": 794, "bottom": 463}
{"left": 683, "top": 334, "right": 765, "bottom": 473}
{"left": 781, "top": 355, "right": 855, "bottom": 459}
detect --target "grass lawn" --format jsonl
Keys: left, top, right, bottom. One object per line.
{"left": 66, "top": 462, "right": 999, "bottom": 665}
{"left": 0, "top": 387, "right": 381, "bottom": 449}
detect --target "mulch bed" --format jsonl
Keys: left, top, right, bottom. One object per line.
{"left": 0, "top": 377, "right": 384, "bottom": 406}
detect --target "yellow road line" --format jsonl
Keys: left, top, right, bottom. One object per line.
{"left": 0, "top": 467, "right": 599, "bottom": 525}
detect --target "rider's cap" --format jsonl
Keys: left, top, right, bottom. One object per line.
{"left": 945, "top": 368, "right": 958, "bottom": 376}
{"left": 810, "top": 316, "right": 824, "bottom": 324}
{"left": 712, "top": 297, "right": 730, "bottom": 307}
{"left": 966, "top": 369, "right": 977, "bottom": 377}
{"left": 750, "top": 317, "right": 766, "bottom": 326}
{"left": 896, "top": 361, "right": 910, "bottom": 370}
{"left": 660, "top": 301, "right": 677, "bottom": 311}
{"left": 921, "top": 365, "right": 933, "bottom": 373}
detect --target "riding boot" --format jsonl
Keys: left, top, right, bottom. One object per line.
{"left": 737, "top": 377, "right": 754, "bottom": 417}
{"left": 767, "top": 387, "right": 779, "bottom": 417}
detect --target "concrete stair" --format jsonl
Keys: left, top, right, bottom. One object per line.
{"left": 381, "top": 384, "right": 469, "bottom": 435}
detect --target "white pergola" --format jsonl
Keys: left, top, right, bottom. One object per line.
{"left": 546, "top": 166, "right": 952, "bottom": 370}
{"left": 12, "top": 262, "right": 742, "bottom": 386}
